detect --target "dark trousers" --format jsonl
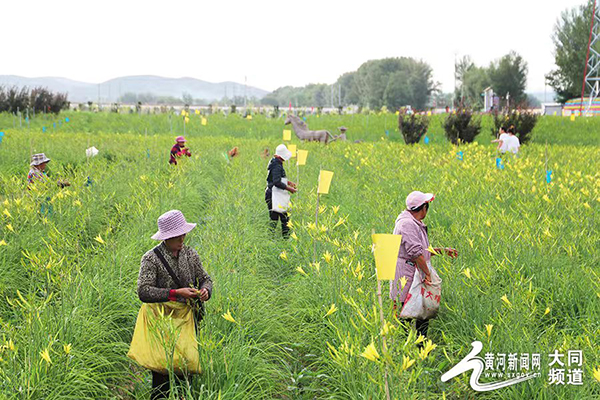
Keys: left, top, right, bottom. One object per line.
{"left": 151, "top": 372, "right": 189, "bottom": 400}
{"left": 265, "top": 191, "right": 290, "bottom": 238}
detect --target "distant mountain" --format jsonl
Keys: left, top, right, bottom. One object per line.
{"left": 0, "top": 75, "right": 269, "bottom": 103}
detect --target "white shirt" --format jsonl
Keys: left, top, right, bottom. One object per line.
{"left": 498, "top": 133, "right": 510, "bottom": 153}
{"left": 505, "top": 135, "right": 520, "bottom": 154}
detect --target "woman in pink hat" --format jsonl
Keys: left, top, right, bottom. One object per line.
{"left": 137, "top": 210, "right": 212, "bottom": 399}
{"left": 169, "top": 136, "right": 192, "bottom": 165}
{"left": 390, "top": 191, "right": 457, "bottom": 341}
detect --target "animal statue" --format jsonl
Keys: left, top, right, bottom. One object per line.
{"left": 284, "top": 114, "right": 335, "bottom": 144}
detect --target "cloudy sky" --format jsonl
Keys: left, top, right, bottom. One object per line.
{"left": 1, "top": 0, "right": 587, "bottom": 93}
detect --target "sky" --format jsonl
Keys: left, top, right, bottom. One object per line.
{"left": 1, "top": 0, "right": 587, "bottom": 93}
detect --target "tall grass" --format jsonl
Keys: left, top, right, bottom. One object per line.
{"left": 0, "top": 111, "right": 597, "bottom": 399}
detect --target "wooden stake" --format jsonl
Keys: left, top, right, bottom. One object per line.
{"left": 313, "top": 192, "right": 320, "bottom": 262}
{"left": 372, "top": 229, "right": 391, "bottom": 400}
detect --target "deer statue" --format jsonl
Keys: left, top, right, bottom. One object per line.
{"left": 284, "top": 114, "right": 335, "bottom": 144}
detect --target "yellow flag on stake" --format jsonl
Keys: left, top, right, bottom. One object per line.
{"left": 372, "top": 234, "right": 402, "bottom": 280}
{"left": 317, "top": 170, "right": 334, "bottom": 194}
{"left": 297, "top": 150, "right": 308, "bottom": 166}
{"left": 283, "top": 130, "right": 292, "bottom": 141}
{"left": 201, "top": 118, "right": 207, "bottom": 126}
{"left": 288, "top": 144, "right": 297, "bottom": 158}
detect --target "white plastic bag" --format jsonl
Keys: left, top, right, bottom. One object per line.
{"left": 399, "top": 261, "right": 442, "bottom": 320}
{"left": 86, "top": 146, "right": 99, "bottom": 157}
{"left": 271, "top": 178, "right": 290, "bottom": 213}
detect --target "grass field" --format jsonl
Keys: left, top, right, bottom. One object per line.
{"left": 0, "top": 111, "right": 598, "bottom": 399}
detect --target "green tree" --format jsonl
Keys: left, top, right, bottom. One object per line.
{"left": 488, "top": 51, "right": 528, "bottom": 106}
{"left": 547, "top": 0, "right": 599, "bottom": 103}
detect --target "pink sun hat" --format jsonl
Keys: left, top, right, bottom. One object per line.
{"left": 176, "top": 136, "right": 186, "bottom": 143}
{"left": 151, "top": 210, "right": 197, "bottom": 240}
{"left": 406, "top": 191, "right": 435, "bottom": 211}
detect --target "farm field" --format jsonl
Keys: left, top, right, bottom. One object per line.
{"left": 0, "top": 111, "right": 598, "bottom": 399}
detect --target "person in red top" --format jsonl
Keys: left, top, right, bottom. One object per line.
{"left": 169, "top": 136, "right": 191, "bottom": 165}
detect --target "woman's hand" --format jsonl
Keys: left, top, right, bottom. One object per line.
{"left": 288, "top": 181, "right": 297, "bottom": 188}
{"left": 287, "top": 186, "right": 297, "bottom": 193}
{"left": 198, "top": 288, "right": 209, "bottom": 301}
{"left": 444, "top": 247, "right": 458, "bottom": 258}
{"left": 423, "top": 273, "right": 432, "bottom": 285}
{"left": 176, "top": 287, "right": 198, "bottom": 299}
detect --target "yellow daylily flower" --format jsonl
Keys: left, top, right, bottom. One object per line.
{"left": 414, "top": 334, "right": 425, "bottom": 345}
{"left": 401, "top": 355, "right": 415, "bottom": 371}
{"left": 418, "top": 339, "right": 437, "bottom": 360}
{"left": 40, "top": 348, "right": 52, "bottom": 365}
{"left": 485, "top": 324, "right": 493, "bottom": 337}
{"left": 324, "top": 304, "right": 338, "bottom": 318}
{"left": 95, "top": 235, "right": 105, "bottom": 245}
{"left": 593, "top": 367, "right": 600, "bottom": 382}
{"left": 73, "top": 200, "right": 82, "bottom": 207}
{"left": 399, "top": 276, "right": 408, "bottom": 290}
{"left": 63, "top": 343, "right": 72, "bottom": 354}
{"left": 331, "top": 205, "right": 340, "bottom": 214}
{"left": 279, "top": 251, "right": 288, "bottom": 260}
{"left": 221, "top": 309, "right": 237, "bottom": 324}
{"left": 360, "top": 341, "right": 380, "bottom": 362}
{"left": 501, "top": 294, "right": 512, "bottom": 307}
{"left": 2, "top": 209, "right": 11, "bottom": 218}
{"left": 311, "top": 262, "right": 320, "bottom": 273}
{"left": 0, "top": 240, "right": 7, "bottom": 246}
{"left": 296, "top": 266, "right": 308, "bottom": 276}
{"left": 290, "top": 232, "right": 298, "bottom": 240}
{"left": 323, "top": 251, "right": 332, "bottom": 264}
{"left": 333, "top": 218, "right": 346, "bottom": 229}
{"left": 380, "top": 320, "right": 393, "bottom": 336}
{"left": 462, "top": 268, "right": 472, "bottom": 279}
{"left": 6, "top": 224, "right": 14, "bottom": 233}
{"left": 8, "top": 339, "right": 15, "bottom": 351}
{"left": 544, "top": 307, "right": 550, "bottom": 315}
{"left": 2, "top": 200, "right": 8, "bottom": 206}
{"left": 427, "top": 245, "right": 440, "bottom": 256}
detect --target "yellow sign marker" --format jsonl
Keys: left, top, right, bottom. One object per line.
{"left": 201, "top": 118, "right": 207, "bottom": 126}
{"left": 288, "top": 144, "right": 297, "bottom": 157}
{"left": 297, "top": 150, "right": 308, "bottom": 166}
{"left": 372, "top": 234, "right": 403, "bottom": 280}
{"left": 317, "top": 170, "right": 334, "bottom": 194}
{"left": 283, "top": 130, "right": 292, "bottom": 141}
{"left": 427, "top": 111, "right": 432, "bottom": 116}
{"left": 195, "top": 110, "right": 200, "bottom": 115}
{"left": 247, "top": 115, "right": 253, "bottom": 120}
{"left": 570, "top": 114, "right": 575, "bottom": 121}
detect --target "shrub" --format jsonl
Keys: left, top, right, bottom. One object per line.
{"left": 398, "top": 109, "right": 429, "bottom": 144}
{"left": 491, "top": 110, "right": 539, "bottom": 144}
{"left": 443, "top": 108, "right": 481, "bottom": 144}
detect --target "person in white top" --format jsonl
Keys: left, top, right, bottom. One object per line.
{"left": 491, "top": 126, "right": 509, "bottom": 153}
{"left": 505, "top": 127, "right": 521, "bottom": 155}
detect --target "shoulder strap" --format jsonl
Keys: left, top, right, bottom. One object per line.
{"left": 153, "top": 247, "right": 184, "bottom": 288}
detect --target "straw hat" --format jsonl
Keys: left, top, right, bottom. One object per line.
{"left": 30, "top": 153, "right": 51, "bottom": 166}
{"left": 151, "top": 210, "right": 196, "bottom": 240}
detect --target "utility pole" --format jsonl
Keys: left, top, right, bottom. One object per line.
{"left": 580, "top": 0, "right": 600, "bottom": 116}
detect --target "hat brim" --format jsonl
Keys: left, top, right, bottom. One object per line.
{"left": 151, "top": 222, "right": 196, "bottom": 241}
{"left": 31, "top": 158, "right": 51, "bottom": 166}
{"left": 278, "top": 149, "right": 292, "bottom": 161}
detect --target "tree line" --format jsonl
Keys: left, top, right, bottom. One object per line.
{"left": 0, "top": 86, "right": 69, "bottom": 114}
{"left": 262, "top": 0, "right": 598, "bottom": 111}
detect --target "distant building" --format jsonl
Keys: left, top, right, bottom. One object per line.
{"left": 542, "top": 103, "right": 563, "bottom": 116}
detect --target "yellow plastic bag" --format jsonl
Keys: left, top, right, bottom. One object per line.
{"left": 127, "top": 302, "right": 201, "bottom": 374}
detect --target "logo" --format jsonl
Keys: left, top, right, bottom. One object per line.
{"left": 441, "top": 341, "right": 536, "bottom": 391}
{"left": 441, "top": 341, "right": 584, "bottom": 391}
